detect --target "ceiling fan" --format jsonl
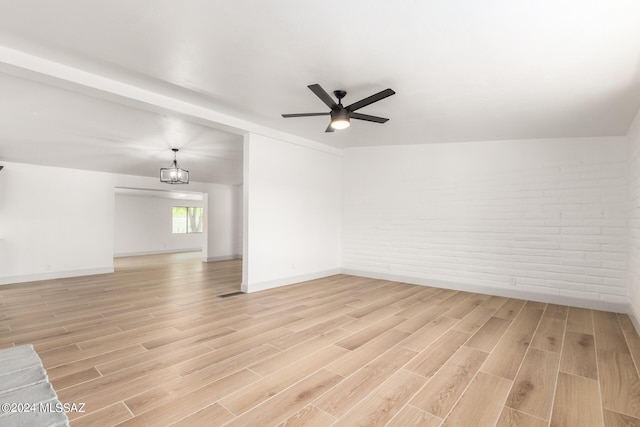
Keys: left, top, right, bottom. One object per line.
{"left": 282, "top": 84, "right": 395, "bottom": 132}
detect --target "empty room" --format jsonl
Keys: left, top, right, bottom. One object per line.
{"left": 1, "top": 1, "right": 639, "bottom": 426}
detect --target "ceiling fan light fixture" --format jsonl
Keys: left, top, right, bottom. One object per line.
{"left": 282, "top": 84, "right": 394, "bottom": 132}
{"left": 330, "top": 109, "right": 350, "bottom": 130}
{"left": 160, "top": 148, "right": 189, "bottom": 184}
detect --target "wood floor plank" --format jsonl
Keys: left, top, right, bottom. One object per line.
{"left": 560, "top": 331, "right": 598, "bottom": 380}
{"left": 525, "top": 301, "right": 546, "bottom": 310}
{"left": 125, "top": 344, "right": 278, "bottom": 416}
{"left": 335, "top": 369, "right": 426, "bottom": 426}
{"left": 335, "top": 315, "right": 404, "bottom": 350}
{"left": 96, "top": 343, "right": 211, "bottom": 376}
{"left": 593, "top": 310, "right": 631, "bottom": 354}
{"left": 50, "top": 366, "right": 102, "bottom": 390}
{"left": 481, "top": 308, "right": 543, "bottom": 380}
{"left": 282, "top": 306, "right": 354, "bottom": 336}
{"left": 327, "top": 328, "right": 410, "bottom": 377}
{"left": 386, "top": 405, "right": 442, "bottom": 427}
{"left": 567, "top": 307, "right": 594, "bottom": 334}
{"left": 618, "top": 314, "right": 636, "bottom": 332}
{"left": 72, "top": 402, "right": 133, "bottom": 427}
{"left": 279, "top": 405, "right": 336, "bottom": 427}
{"left": 481, "top": 295, "right": 509, "bottom": 310}
{"left": 437, "top": 291, "right": 472, "bottom": 309}
{"left": 170, "top": 403, "right": 234, "bottom": 427}
{"left": 395, "top": 304, "right": 450, "bottom": 333}
{"left": 621, "top": 321, "right": 640, "bottom": 372}
{"left": 172, "top": 328, "right": 287, "bottom": 376}
{"left": 603, "top": 409, "right": 640, "bottom": 427}
{"left": 410, "top": 346, "right": 488, "bottom": 417}
{"left": 107, "top": 328, "right": 199, "bottom": 352}
{"left": 343, "top": 306, "right": 404, "bottom": 332}
{"left": 120, "top": 369, "right": 261, "bottom": 426}
{"left": 496, "top": 407, "right": 548, "bottom": 427}
{"left": 442, "top": 371, "right": 512, "bottom": 427}
{"left": 57, "top": 357, "right": 182, "bottom": 405}
{"left": 117, "top": 313, "right": 198, "bottom": 332}
{"left": 395, "top": 297, "right": 440, "bottom": 318}
{"left": 222, "top": 369, "right": 343, "bottom": 427}
{"left": 465, "top": 316, "right": 510, "bottom": 353}
{"left": 65, "top": 367, "right": 182, "bottom": 421}
{"left": 453, "top": 306, "right": 496, "bottom": 334}
{"left": 45, "top": 345, "right": 147, "bottom": 378}
{"left": 271, "top": 315, "right": 353, "bottom": 350}
{"left": 530, "top": 317, "right": 565, "bottom": 353}
{"left": 597, "top": 349, "right": 640, "bottom": 418}
{"left": 544, "top": 304, "right": 568, "bottom": 320}
{"left": 445, "top": 295, "right": 488, "bottom": 319}
{"left": 205, "top": 315, "right": 300, "bottom": 349}
{"left": 405, "top": 329, "right": 471, "bottom": 379}
{"left": 392, "top": 287, "right": 441, "bottom": 309}
{"left": 346, "top": 287, "right": 419, "bottom": 319}
{"left": 249, "top": 327, "right": 350, "bottom": 376}
{"left": 220, "top": 345, "right": 347, "bottom": 415}
{"left": 494, "top": 299, "right": 526, "bottom": 321}
{"left": 400, "top": 315, "right": 459, "bottom": 352}
{"left": 315, "top": 345, "right": 417, "bottom": 417}
{"left": 505, "top": 347, "right": 560, "bottom": 420}
{"left": 551, "top": 372, "right": 603, "bottom": 427}
{"left": 173, "top": 313, "right": 251, "bottom": 333}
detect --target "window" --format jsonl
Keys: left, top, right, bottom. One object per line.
{"left": 172, "top": 206, "right": 203, "bottom": 234}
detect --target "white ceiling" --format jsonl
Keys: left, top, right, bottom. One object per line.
{"left": 0, "top": 1, "right": 639, "bottom": 182}
{"left": 0, "top": 72, "right": 244, "bottom": 184}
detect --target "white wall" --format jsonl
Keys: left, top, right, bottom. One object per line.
{"left": 628, "top": 113, "right": 640, "bottom": 328}
{"left": 205, "top": 183, "right": 240, "bottom": 261}
{"left": 0, "top": 163, "right": 241, "bottom": 285}
{"left": 343, "top": 137, "right": 628, "bottom": 311}
{"left": 112, "top": 174, "right": 240, "bottom": 263}
{"left": 0, "top": 162, "right": 115, "bottom": 284}
{"left": 243, "top": 133, "right": 342, "bottom": 292}
{"left": 114, "top": 194, "right": 204, "bottom": 256}
{"left": 235, "top": 185, "right": 243, "bottom": 257}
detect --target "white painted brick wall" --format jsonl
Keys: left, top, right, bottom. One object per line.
{"left": 628, "top": 114, "right": 640, "bottom": 320}
{"left": 343, "top": 137, "right": 628, "bottom": 306}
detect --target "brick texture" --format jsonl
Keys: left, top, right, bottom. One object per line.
{"left": 343, "top": 137, "right": 628, "bottom": 304}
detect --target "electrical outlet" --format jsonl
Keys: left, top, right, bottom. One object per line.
{"left": 510, "top": 277, "right": 516, "bottom": 286}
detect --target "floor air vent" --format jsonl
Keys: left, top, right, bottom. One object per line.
{"left": 217, "top": 291, "right": 245, "bottom": 298}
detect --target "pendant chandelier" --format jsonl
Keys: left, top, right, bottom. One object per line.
{"left": 160, "top": 148, "right": 189, "bottom": 184}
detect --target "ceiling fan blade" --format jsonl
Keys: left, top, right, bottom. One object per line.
{"left": 308, "top": 84, "right": 338, "bottom": 110}
{"left": 282, "top": 112, "right": 330, "bottom": 118}
{"left": 346, "top": 88, "right": 395, "bottom": 112}
{"left": 325, "top": 123, "right": 335, "bottom": 133}
{"left": 350, "top": 112, "right": 389, "bottom": 123}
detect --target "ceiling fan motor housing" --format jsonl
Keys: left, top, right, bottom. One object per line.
{"left": 331, "top": 108, "right": 349, "bottom": 121}
{"left": 333, "top": 90, "right": 347, "bottom": 102}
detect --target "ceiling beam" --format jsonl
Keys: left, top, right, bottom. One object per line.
{"left": 0, "top": 44, "right": 342, "bottom": 157}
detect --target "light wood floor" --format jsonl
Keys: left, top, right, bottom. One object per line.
{"left": 1, "top": 253, "right": 640, "bottom": 426}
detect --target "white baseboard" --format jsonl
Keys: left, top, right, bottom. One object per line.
{"left": 0, "top": 266, "right": 114, "bottom": 286}
{"left": 629, "top": 303, "right": 640, "bottom": 336}
{"left": 342, "top": 268, "right": 629, "bottom": 314}
{"left": 114, "top": 248, "right": 202, "bottom": 257}
{"left": 245, "top": 268, "right": 341, "bottom": 293}
{"left": 204, "top": 254, "right": 243, "bottom": 262}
